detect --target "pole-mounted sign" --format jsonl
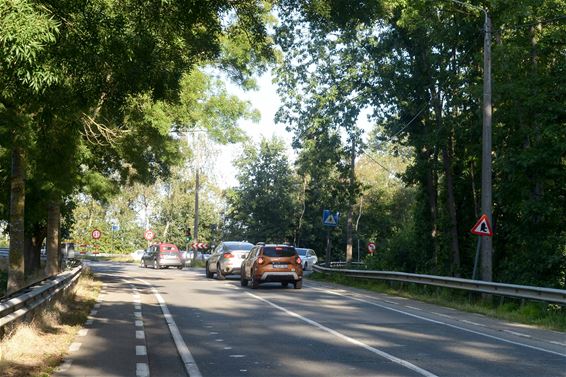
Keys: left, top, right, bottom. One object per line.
{"left": 91, "top": 229, "right": 102, "bottom": 240}
{"left": 367, "top": 242, "right": 376, "bottom": 254}
{"left": 470, "top": 214, "right": 493, "bottom": 237}
{"left": 322, "top": 209, "right": 339, "bottom": 227}
{"left": 144, "top": 229, "right": 155, "bottom": 241}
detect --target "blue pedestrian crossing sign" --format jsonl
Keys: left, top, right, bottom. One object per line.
{"left": 322, "top": 210, "right": 339, "bottom": 227}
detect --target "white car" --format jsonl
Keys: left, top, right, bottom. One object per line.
{"left": 131, "top": 249, "right": 146, "bottom": 261}
{"left": 296, "top": 248, "right": 318, "bottom": 270}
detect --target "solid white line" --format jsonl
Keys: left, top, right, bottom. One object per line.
{"left": 245, "top": 292, "right": 438, "bottom": 377}
{"left": 138, "top": 279, "right": 203, "bottom": 377}
{"left": 314, "top": 287, "right": 566, "bottom": 358}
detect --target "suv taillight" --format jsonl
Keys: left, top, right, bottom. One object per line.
{"left": 223, "top": 252, "right": 234, "bottom": 258}
{"left": 257, "top": 257, "right": 264, "bottom": 265}
{"left": 296, "top": 256, "right": 302, "bottom": 265}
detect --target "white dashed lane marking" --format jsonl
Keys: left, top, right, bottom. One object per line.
{"left": 504, "top": 330, "right": 531, "bottom": 338}
{"left": 69, "top": 342, "right": 81, "bottom": 352}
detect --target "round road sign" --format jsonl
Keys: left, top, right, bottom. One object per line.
{"left": 367, "top": 242, "right": 376, "bottom": 253}
{"left": 91, "top": 229, "right": 102, "bottom": 240}
{"left": 144, "top": 229, "right": 155, "bottom": 241}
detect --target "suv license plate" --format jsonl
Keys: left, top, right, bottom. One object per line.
{"left": 272, "top": 263, "right": 288, "bottom": 269}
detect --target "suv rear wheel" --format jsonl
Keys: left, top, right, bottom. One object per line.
{"left": 153, "top": 260, "right": 160, "bottom": 269}
{"left": 251, "top": 269, "right": 259, "bottom": 289}
{"left": 294, "top": 280, "right": 302, "bottom": 289}
{"left": 240, "top": 273, "right": 248, "bottom": 287}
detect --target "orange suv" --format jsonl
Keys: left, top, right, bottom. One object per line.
{"left": 240, "top": 244, "right": 303, "bottom": 289}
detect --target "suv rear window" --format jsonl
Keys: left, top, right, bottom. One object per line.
{"left": 262, "top": 246, "right": 296, "bottom": 257}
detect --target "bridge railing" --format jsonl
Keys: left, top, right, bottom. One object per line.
{"left": 313, "top": 264, "right": 566, "bottom": 305}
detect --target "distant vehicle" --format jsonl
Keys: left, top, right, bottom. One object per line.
{"left": 130, "top": 249, "right": 145, "bottom": 261}
{"left": 205, "top": 241, "right": 254, "bottom": 279}
{"left": 240, "top": 243, "right": 303, "bottom": 289}
{"left": 295, "top": 248, "right": 318, "bottom": 270}
{"left": 141, "top": 243, "right": 183, "bottom": 269}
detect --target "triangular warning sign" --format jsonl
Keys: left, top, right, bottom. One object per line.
{"left": 470, "top": 214, "right": 493, "bottom": 236}
{"left": 324, "top": 214, "right": 337, "bottom": 225}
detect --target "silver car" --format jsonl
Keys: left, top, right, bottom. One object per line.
{"left": 206, "top": 241, "right": 254, "bottom": 279}
{"left": 295, "top": 248, "right": 318, "bottom": 270}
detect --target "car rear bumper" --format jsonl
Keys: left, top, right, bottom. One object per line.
{"left": 220, "top": 265, "right": 241, "bottom": 275}
{"left": 259, "top": 271, "right": 300, "bottom": 282}
{"left": 158, "top": 259, "right": 183, "bottom": 267}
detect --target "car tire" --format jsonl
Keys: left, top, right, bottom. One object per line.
{"left": 240, "top": 273, "right": 248, "bottom": 287}
{"left": 153, "top": 260, "right": 159, "bottom": 269}
{"left": 216, "top": 264, "right": 225, "bottom": 280}
{"left": 294, "top": 280, "right": 302, "bottom": 289}
{"left": 251, "top": 269, "right": 259, "bottom": 289}
{"left": 177, "top": 266, "right": 183, "bottom": 270}
{"left": 205, "top": 263, "right": 214, "bottom": 278}
{"left": 281, "top": 282, "right": 289, "bottom": 288}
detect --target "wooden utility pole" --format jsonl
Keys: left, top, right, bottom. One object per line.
{"left": 193, "top": 169, "right": 200, "bottom": 242}
{"left": 346, "top": 138, "right": 356, "bottom": 263}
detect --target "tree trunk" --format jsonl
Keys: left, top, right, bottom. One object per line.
{"left": 8, "top": 146, "right": 26, "bottom": 294}
{"left": 46, "top": 199, "right": 61, "bottom": 275}
{"left": 24, "top": 226, "right": 44, "bottom": 276}
{"left": 442, "top": 142, "right": 461, "bottom": 276}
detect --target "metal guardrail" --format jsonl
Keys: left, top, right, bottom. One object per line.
{"left": 313, "top": 264, "right": 566, "bottom": 305}
{"left": 0, "top": 265, "right": 83, "bottom": 333}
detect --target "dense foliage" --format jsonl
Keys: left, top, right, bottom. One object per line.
{"left": 0, "top": 0, "right": 274, "bottom": 292}
{"left": 273, "top": 0, "right": 565, "bottom": 287}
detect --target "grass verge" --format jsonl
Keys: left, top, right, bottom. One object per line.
{"left": 0, "top": 267, "right": 101, "bottom": 377}
{"left": 309, "top": 272, "right": 566, "bottom": 332}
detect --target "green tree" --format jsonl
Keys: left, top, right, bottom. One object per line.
{"left": 226, "top": 137, "right": 299, "bottom": 243}
{"left": 1, "top": 0, "right": 275, "bottom": 293}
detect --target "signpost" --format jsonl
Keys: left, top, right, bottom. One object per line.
{"left": 144, "top": 229, "right": 155, "bottom": 241}
{"left": 322, "top": 210, "right": 339, "bottom": 267}
{"left": 91, "top": 229, "right": 101, "bottom": 240}
{"left": 367, "top": 242, "right": 376, "bottom": 255}
{"left": 471, "top": 214, "right": 493, "bottom": 279}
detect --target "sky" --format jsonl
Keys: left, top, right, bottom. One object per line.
{"left": 213, "top": 71, "right": 293, "bottom": 188}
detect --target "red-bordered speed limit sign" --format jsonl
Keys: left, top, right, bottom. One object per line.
{"left": 91, "top": 229, "right": 102, "bottom": 240}
{"left": 367, "top": 242, "right": 376, "bottom": 253}
{"left": 144, "top": 229, "right": 155, "bottom": 241}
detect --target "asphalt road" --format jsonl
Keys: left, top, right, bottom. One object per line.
{"left": 55, "top": 261, "right": 566, "bottom": 377}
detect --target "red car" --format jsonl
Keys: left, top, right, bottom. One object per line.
{"left": 141, "top": 243, "right": 183, "bottom": 269}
